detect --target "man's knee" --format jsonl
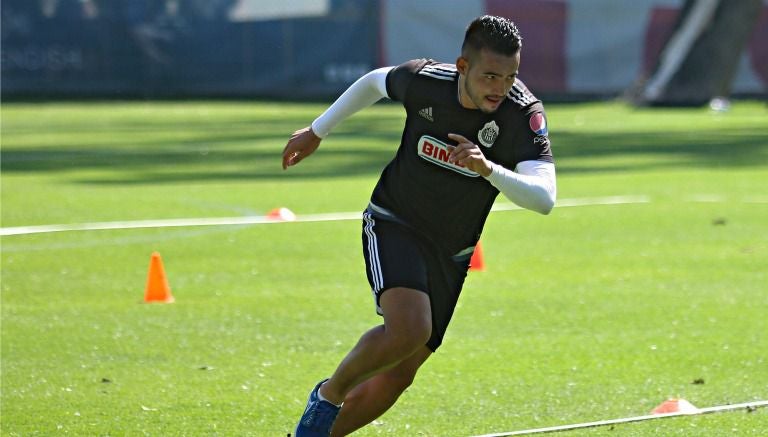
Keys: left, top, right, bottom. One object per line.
{"left": 390, "top": 318, "right": 431, "bottom": 352}
{"left": 382, "top": 316, "right": 431, "bottom": 355}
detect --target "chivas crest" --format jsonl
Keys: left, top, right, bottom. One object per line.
{"left": 478, "top": 120, "right": 499, "bottom": 148}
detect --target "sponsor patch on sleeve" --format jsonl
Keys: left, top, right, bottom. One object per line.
{"left": 529, "top": 112, "right": 548, "bottom": 136}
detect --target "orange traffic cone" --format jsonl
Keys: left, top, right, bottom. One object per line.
{"left": 144, "top": 252, "right": 174, "bottom": 303}
{"left": 651, "top": 398, "right": 699, "bottom": 415}
{"left": 469, "top": 241, "right": 485, "bottom": 271}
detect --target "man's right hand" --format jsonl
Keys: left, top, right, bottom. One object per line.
{"left": 282, "top": 126, "right": 321, "bottom": 170}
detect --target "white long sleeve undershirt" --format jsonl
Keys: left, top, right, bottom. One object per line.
{"left": 310, "top": 66, "right": 556, "bottom": 215}
{"left": 311, "top": 67, "right": 392, "bottom": 138}
{"left": 486, "top": 160, "right": 556, "bottom": 215}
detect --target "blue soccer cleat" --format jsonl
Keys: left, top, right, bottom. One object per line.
{"left": 294, "top": 379, "right": 341, "bottom": 437}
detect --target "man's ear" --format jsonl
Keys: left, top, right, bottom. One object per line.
{"left": 456, "top": 56, "right": 469, "bottom": 75}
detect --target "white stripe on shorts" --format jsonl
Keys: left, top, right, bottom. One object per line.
{"left": 363, "top": 212, "right": 383, "bottom": 292}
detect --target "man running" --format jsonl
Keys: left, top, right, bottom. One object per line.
{"left": 283, "top": 15, "right": 556, "bottom": 437}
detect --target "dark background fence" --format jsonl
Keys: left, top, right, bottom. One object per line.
{"left": 1, "top": 0, "right": 765, "bottom": 100}
{"left": 1, "top": 0, "right": 379, "bottom": 98}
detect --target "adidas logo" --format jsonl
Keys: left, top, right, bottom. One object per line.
{"left": 418, "top": 107, "right": 434, "bottom": 122}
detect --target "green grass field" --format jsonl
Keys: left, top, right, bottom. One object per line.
{"left": 1, "top": 100, "right": 767, "bottom": 436}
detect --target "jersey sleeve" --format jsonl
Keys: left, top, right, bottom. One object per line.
{"left": 517, "top": 101, "right": 554, "bottom": 164}
{"left": 385, "top": 59, "right": 428, "bottom": 102}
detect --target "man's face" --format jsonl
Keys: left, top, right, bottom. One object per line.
{"left": 457, "top": 48, "right": 521, "bottom": 113}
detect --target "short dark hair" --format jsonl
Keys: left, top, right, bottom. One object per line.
{"left": 462, "top": 15, "right": 522, "bottom": 59}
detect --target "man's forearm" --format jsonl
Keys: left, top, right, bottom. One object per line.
{"left": 484, "top": 160, "right": 556, "bottom": 215}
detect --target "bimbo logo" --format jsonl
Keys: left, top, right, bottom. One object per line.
{"left": 417, "top": 136, "right": 479, "bottom": 177}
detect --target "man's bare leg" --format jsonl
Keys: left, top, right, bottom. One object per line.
{"left": 318, "top": 287, "right": 432, "bottom": 406}
{"left": 330, "top": 346, "right": 432, "bottom": 436}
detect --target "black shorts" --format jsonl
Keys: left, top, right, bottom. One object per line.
{"left": 361, "top": 210, "right": 471, "bottom": 351}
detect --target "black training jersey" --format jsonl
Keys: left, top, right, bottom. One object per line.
{"left": 370, "top": 58, "right": 554, "bottom": 255}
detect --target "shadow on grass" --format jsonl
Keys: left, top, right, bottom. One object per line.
{"left": 2, "top": 119, "right": 767, "bottom": 184}
{"left": 553, "top": 129, "right": 768, "bottom": 172}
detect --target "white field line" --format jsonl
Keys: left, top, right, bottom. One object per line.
{"left": 744, "top": 195, "right": 768, "bottom": 204}
{"left": 0, "top": 195, "right": 651, "bottom": 237}
{"left": 469, "top": 400, "right": 768, "bottom": 437}
{"left": 491, "top": 195, "right": 650, "bottom": 212}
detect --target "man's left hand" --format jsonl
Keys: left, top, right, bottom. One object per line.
{"left": 447, "top": 133, "right": 493, "bottom": 177}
